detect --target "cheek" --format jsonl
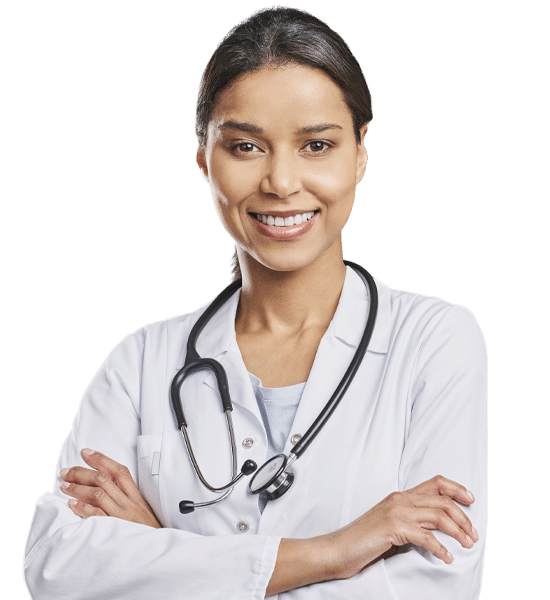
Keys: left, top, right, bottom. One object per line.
{"left": 209, "top": 154, "right": 254, "bottom": 210}
{"left": 206, "top": 154, "right": 255, "bottom": 242}
{"left": 311, "top": 161, "right": 358, "bottom": 216}
{"left": 321, "top": 169, "right": 357, "bottom": 196}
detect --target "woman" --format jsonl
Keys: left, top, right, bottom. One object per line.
{"left": 24, "top": 7, "right": 487, "bottom": 599}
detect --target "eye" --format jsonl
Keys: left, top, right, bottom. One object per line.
{"left": 230, "top": 142, "right": 261, "bottom": 155}
{"left": 302, "top": 140, "right": 332, "bottom": 154}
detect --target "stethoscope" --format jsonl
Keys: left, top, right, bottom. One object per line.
{"left": 171, "top": 261, "right": 378, "bottom": 514}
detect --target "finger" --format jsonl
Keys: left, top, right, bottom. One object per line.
{"left": 67, "top": 498, "right": 107, "bottom": 519}
{"left": 413, "top": 507, "right": 475, "bottom": 549}
{"left": 60, "top": 479, "right": 123, "bottom": 517}
{"left": 411, "top": 493, "right": 478, "bottom": 542}
{"left": 407, "top": 475, "right": 475, "bottom": 507}
{"left": 394, "top": 520, "right": 454, "bottom": 564}
{"left": 61, "top": 466, "right": 130, "bottom": 510}
{"left": 80, "top": 449, "right": 145, "bottom": 507}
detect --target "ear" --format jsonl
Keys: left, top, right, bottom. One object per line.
{"left": 355, "top": 124, "right": 368, "bottom": 184}
{"left": 196, "top": 147, "right": 209, "bottom": 181}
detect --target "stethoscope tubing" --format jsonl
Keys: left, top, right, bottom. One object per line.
{"left": 170, "top": 260, "right": 378, "bottom": 510}
{"left": 290, "top": 260, "right": 378, "bottom": 458}
{"left": 179, "top": 410, "right": 237, "bottom": 492}
{"left": 171, "top": 278, "right": 243, "bottom": 430}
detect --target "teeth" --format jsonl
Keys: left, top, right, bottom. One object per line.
{"left": 255, "top": 211, "right": 316, "bottom": 227}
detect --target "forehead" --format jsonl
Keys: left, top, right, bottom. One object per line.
{"left": 209, "top": 65, "right": 354, "bottom": 133}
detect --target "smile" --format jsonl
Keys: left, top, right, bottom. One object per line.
{"left": 249, "top": 210, "right": 319, "bottom": 241}
{"left": 251, "top": 211, "right": 318, "bottom": 227}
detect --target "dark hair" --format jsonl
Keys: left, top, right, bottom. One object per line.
{"left": 196, "top": 7, "right": 373, "bottom": 279}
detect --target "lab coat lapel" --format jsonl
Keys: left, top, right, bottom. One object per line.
{"left": 257, "top": 266, "right": 390, "bottom": 534}
{"left": 256, "top": 325, "right": 358, "bottom": 535}
{"left": 161, "top": 285, "right": 268, "bottom": 531}
{"left": 190, "top": 266, "right": 389, "bottom": 420}
{"left": 286, "top": 265, "right": 387, "bottom": 460}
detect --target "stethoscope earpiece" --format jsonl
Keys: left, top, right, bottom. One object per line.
{"left": 172, "top": 261, "right": 378, "bottom": 514}
{"left": 241, "top": 459, "right": 258, "bottom": 476}
{"left": 178, "top": 459, "right": 259, "bottom": 514}
{"left": 179, "top": 500, "right": 195, "bottom": 514}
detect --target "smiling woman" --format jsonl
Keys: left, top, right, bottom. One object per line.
{"left": 198, "top": 65, "right": 367, "bottom": 278}
{"left": 24, "top": 7, "right": 487, "bottom": 600}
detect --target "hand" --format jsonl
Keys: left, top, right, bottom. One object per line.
{"left": 324, "top": 475, "right": 478, "bottom": 580}
{"left": 60, "top": 448, "right": 162, "bottom": 529}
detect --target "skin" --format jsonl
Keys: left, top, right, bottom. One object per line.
{"left": 197, "top": 65, "right": 367, "bottom": 387}
{"left": 61, "top": 64, "right": 479, "bottom": 596}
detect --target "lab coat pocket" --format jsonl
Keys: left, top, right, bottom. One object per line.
{"left": 136, "top": 434, "right": 164, "bottom": 525}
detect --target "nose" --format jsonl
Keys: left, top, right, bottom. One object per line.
{"left": 260, "top": 150, "right": 302, "bottom": 198}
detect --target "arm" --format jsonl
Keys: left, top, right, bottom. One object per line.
{"left": 386, "top": 305, "right": 488, "bottom": 598}
{"left": 271, "top": 305, "right": 486, "bottom": 598}
{"left": 265, "top": 476, "right": 478, "bottom": 596}
{"left": 60, "top": 451, "right": 477, "bottom": 597}
{"left": 24, "top": 331, "right": 280, "bottom": 600}
{"left": 41, "top": 305, "right": 486, "bottom": 598}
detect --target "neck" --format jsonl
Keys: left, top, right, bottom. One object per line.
{"left": 235, "top": 243, "right": 347, "bottom": 336}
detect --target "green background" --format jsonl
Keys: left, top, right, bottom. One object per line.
{"left": 0, "top": 0, "right": 548, "bottom": 600}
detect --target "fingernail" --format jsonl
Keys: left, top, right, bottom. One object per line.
{"left": 81, "top": 448, "right": 94, "bottom": 456}
{"left": 60, "top": 468, "right": 69, "bottom": 478}
{"left": 472, "top": 527, "right": 479, "bottom": 541}
{"left": 61, "top": 481, "right": 70, "bottom": 490}
{"left": 446, "top": 552, "right": 454, "bottom": 563}
{"left": 465, "top": 535, "right": 474, "bottom": 547}
{"left": 467, "top": 491, "right": 475, "bottom": 502}
{"left": 68, "top": 499, "right": 77, "bottom": 507}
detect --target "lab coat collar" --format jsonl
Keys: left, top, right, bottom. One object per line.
{"left": 194, "top": 265, "right": 390, "bottom": 363}
{"left": 192, "top": 286, "right": 260, "bottom": 421}
{"left": 193, "top": 286, "right": 241, "bottom": 363}
{"left": 331, "top": 266, "right": 390, "bottom": 354}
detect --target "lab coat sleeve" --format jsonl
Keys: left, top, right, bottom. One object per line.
{"left": 287, "top": 303, "right": 487, "bottom": 600}
{"left": 24, "top": 330, "right": 281, "bottom": 600}
{"left": 363, "top": 304, "right": 487, "bottom": 599}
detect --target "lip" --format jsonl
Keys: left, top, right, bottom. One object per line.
{"left": 250, "top": 211, "right": 318, "bottom": 241}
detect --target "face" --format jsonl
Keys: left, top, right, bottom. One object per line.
{"left": 196, "top": 64, "right": 368, "bottom": 274}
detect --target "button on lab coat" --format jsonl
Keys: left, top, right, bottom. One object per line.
{"left": 24, "top": 267, "right": 487, "bottom": 599}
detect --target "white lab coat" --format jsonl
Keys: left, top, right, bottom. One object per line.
{"left": 24, "top": 266, "right": 487, "bottom": 599}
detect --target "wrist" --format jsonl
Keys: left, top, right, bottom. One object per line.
{"left": 266, "top": 535, "right": 334, "bottom": 596}
{"left": 318, "top": 530, "right": 350, "bottom": 581}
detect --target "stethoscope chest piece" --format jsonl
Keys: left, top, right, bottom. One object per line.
{"left": 248, "top": 453, "right": 296, "bottom": 501}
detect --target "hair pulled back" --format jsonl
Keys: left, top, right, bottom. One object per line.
{"left": 195, "top": 7, "right": 373, "bottom": 278}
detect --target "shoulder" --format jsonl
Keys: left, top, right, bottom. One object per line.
{"left": 385, "top": 280, "right": 484, "bottom": 335}
{"left": 102, "top": 301, "right": 211, "bottom": 372}
{"left": 378, "top": 279, "right": 486, "bottom": 362}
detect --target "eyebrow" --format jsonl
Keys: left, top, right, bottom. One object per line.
{"left": 218, "top": 121, "right": 263, "bottom": 134}
{"left": 217, "top": 121, "right": 343, "bottom": 135}
{"left": 296, "top": 123, "right": 343, "bottom": 135}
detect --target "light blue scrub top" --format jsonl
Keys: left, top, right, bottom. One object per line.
{"left": 248, "top": 372, "right": 305, "bottom": 512}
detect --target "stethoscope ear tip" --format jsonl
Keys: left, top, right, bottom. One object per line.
{"left": 241, "top": 460, "right": 257, "bottom": 476}
{"left": 179, "top": 500, "right": 195, "bottom": 514}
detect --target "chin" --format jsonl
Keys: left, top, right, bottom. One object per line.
{"left": 245, "top": 242, "right": 341, "bottom": 276}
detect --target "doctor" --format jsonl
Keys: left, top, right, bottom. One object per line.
{"left": 24, "top": 7, "right": 487, "bottom": 599}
